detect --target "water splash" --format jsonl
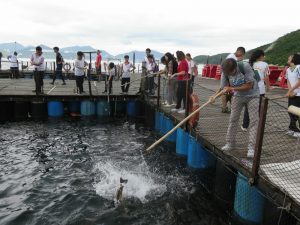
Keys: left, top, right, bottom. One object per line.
{"left": 93, "top": 161, "right": 167, "bottom": 203}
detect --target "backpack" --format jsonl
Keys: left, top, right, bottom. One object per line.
{"left": 237, "top": 61, "right": 260, "bottom": 82}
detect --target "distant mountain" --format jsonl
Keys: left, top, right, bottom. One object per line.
{"left": 115, "top": 50, "right": 164, "bottom": 63}
{"left": 194, "top": 29, "right": 300, "bottom": 66}
{"left": 0, "top": 42, "right": 163, "bottom": 61}
{"left": 0, "top": 42, "right": 24, "bottom": 53}
{"left": 194, "top": 53, "right": 229, "bottom": 65}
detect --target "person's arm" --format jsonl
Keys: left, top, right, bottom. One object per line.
{"left": 38, "top": 56, "right": 44, "bottom": 66}
{"left": 210, "top": 72, "right": 227, "bottom": 102}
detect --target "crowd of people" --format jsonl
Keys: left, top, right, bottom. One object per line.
{"left": 210, "top": 47, "right": 300, "bottom": 157}
{"left": 1, "top": 45, "right": 300, "bottom": 158}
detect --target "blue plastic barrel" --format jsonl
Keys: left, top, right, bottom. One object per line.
{"left": 176, "top": 128, "right": 189, "bottom": 156}
{"left": 127, "top": 101, "right": 138, "bottom": 117}
{"left": 68, "top": 101, "right": 80, "bottom": 114}
{"left": 80, "top": 101, "right": 96, "bottom": 116}
{"left": 47, "top": 101, "right": 64, "bottom": 117}
{"left": 234, "top": 172, "right": 265, "bottom": 224}
{"left": 160, "top": 115, "right": 167, "bottom": 135}
{"left": 164, "top": 117, "right": 176, "bottom": 142}
{"left": 155, "top": 112, "right": 163, "bottom": 131}
{"left": 96, "top": 101, "right": 111, "bottom": 117}
{"left": 187, "top": 136, "right": 216, "bottom": 169}
{"left": 113, "top": 101, "right": 126, "bottom": 116}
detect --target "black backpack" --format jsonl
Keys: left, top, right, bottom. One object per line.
{"left": 172, "top": 59, "right": 178, "bottom": 74}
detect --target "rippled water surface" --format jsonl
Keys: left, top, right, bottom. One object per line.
{"left": 0, "top": 119, "right": 227, "bottom": 225}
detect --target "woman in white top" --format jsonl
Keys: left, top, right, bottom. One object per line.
{"left": 286, "top": 53, "right": 300, "bottom": 136}
{"left": 120, "top": 55, "right": 134, "bottom": 94}
{"left": 242, "top": 50, "right": 271, "bottom": 130}
{"left": 74, "top": 51, "right": 88, "bottom": 94}
{"left": 8, "top": 51, "right": 19, "bottom": 79}
{"left": 186, "top": 53, "right": 197, "bottom": 87}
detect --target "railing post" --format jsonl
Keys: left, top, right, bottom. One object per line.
{"left": 157, "top": 74, "right": 161, "bottom": 109}
{"left": 185, "top": 78, "right": 190, "bottom": 130}
{"left": 21, "top": 61, "right": 24, "bottom": 76}
{"left": 251, "top": 97, "right": 269, "bottom": 183}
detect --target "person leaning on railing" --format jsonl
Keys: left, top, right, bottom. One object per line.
{"left": 286, "top": 53, "right": 300, "bottom": 138}
{"left": 171, "top": 51, "right": 190, "bottom": 114}
{"left": 210, "top": 58, "right": 259, "bottom": 158}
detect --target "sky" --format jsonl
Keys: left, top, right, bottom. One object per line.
{"left": 0, "top": 0, "right": 299, "bottom": 56}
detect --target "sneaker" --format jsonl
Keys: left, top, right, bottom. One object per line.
{"left": 293, "top": 132, "right": 300, "bottom": 138}
{"left": 62, "top": 82, "right": 66, "bottom": 85}
{"left": 171, "top": 103, "right": 176, "bottom": 106}
{"left": 120, "top": 92, "right": 124, "bottom": 95}
{"left": 102, "top": 90, "right": 107, "bottom": 93}
{"left": 171, "top": 108, "right": 179, "bottom": 113}
{"left": 49, "top": 82, "right": 54, "bottom": 85}
{"left": 221, "top": 143, "right": 235, "bottom": 151}
{"left": 247, "top": 148, "right": 255, "bottom": 158}
{"left": 286, "top": 130, "right": 294, "bottom": 136}
{"left": 241, "top": 126, "right": 248, "bottom": 132}
{"left": 178, "top": 109, "right": 185, "bottom": 114}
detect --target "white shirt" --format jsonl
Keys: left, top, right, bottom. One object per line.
{"left": 187, "top": 59, "right": 196, "bottom": 75}
{"left": 121, "top": 62, "right": 133, "bottom": 78}
{"left": 286, "top": 65, "right": 300, "bottom": 96}
{"left": 74, "top": 58, "right": 86, "bottom": 76}
{"left": 226, "top": 53, "right": 238, "bottom": 61}
{"left": 253, "top": 61, "right": 269, "bottom": 95}
{"left": 9, "top": 55, "right": 18, "bottom": 68}
{"left": 30, "top": 53, "right": 45, "bottom": 71}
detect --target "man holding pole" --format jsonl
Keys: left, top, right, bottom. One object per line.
{"left": 210, "top": 58, "right": 259, "bottom": 158}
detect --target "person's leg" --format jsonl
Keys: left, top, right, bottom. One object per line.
{"left": 33, "top": 70, "right": 38, "bottom": 92}
{"left": 52, "top": 70, "right": 57, "bottom": 84}
{"left": 167, "top": 80, "right": 173, "bottom": 105}
{"left": 125, "top": 78, "right": 130, "bottom": 93}
{"left": 242, "top": 105, "right": 250, "bottom": 129}
{"left": 75, "top": 76, "right": 80, "bottom": 93}
{"left": 182, "top": 80, "right": 187, "bottom": 109}
{"left": 288, "top": 97, "right": 299, "bottom": 131}
{"left": 173, "top": 80, "right": 178, "bottom": 104}
{"left": 176, "top": 81, "right": 183, "bottom": 109}
{"left": 121, "top": 78, "right": 125, "bottom": 93}
{"left": 35, "top": 71, "right": 41, "bottom": 94}
{"left": 40, "top": 71, "right": 44, "bottom": 93}
{"left": 15, "top": 68, "right": 19, "bottom": 79}
{"left": 79, "top": 76, "right": 84, "bottom": 93}
{"left": 225, "top": 96, "right": 245, "bottom": 146}
{"left": 247, "top": 97, "right": 260, "bottom": 152}
{"left": 109, "top": 78, "right": 112, "bottom": 94}
{"left": 149, "top": 77, "right": 154, "bottom": 94}
{"left": 58, "top": 66, "right": 65, "bottom": 84}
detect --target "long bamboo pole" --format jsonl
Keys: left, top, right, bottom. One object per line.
{"left": 146, "top": 91, "right": 223, "bottom": 152}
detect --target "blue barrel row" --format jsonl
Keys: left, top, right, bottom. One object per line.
{"left": 48, "top": 100, "right": 139, "bottom": 117}
{"left": 0, "top": 100, "right": 140, "bottom": 121}
{"left": 153, "top": 110, "right": 297, "bottom": 225}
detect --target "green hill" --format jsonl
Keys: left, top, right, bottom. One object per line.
{"left": 194, "top": 29, "right": 300, "bottom": 66}
{"left": 194, "top": 53, "right": 229, "bottom": 65}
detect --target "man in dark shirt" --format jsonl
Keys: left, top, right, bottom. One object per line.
{"left": 50, "top": 47, "right": 66, "bottom": 85}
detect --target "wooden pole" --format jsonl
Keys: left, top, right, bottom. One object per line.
{"left": 146, "top": 91, "right": 223, "bottom": 152}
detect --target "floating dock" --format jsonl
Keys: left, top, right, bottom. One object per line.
{"left": 0, "top": 74, "right": 299, "bottom": 224}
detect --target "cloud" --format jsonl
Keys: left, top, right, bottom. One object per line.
{"left": 0, "top": 0, "right": 299, "bottom": 56}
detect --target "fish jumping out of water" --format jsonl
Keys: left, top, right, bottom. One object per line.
{"left": 115, "top": 177, "right": 128, "bottom": 205}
